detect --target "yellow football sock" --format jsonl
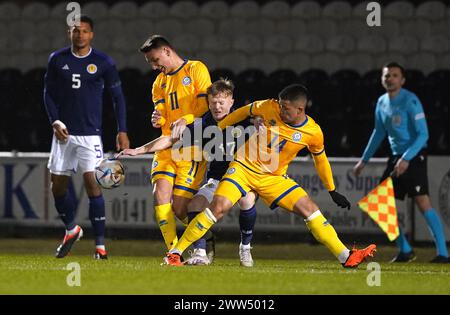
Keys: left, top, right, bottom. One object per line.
{"left": 305, "top": 211, "right": 347, "bottom": 258}
{"left": 180, "top": 216, "right": 189, "bottom": 227}
{"left": 173, "top": 208, "right": 216, "bottom": 254}
{"left": 154, "top": 203, "right": 178, "bottom": 250}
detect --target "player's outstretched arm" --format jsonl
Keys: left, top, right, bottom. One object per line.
{"left": 217, "top": 104, "right": 252, "bottom": 130}
{"left": 312, "top": 151, "right": 350, "bottom": 210}
{"left": 118, "top": 136, "right": 173, "bottom": 157}
{"left": 312, "top": 151, "right": 335, "bottom": 192}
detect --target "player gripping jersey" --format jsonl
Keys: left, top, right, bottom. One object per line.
{"left": 150, "top": 59, "right": 211, "bottom": 197}
{"left": 119, "top": 79, "right": 258, "bottom": 266}
{"left": 164, "top": 84, "right": 377, "bottom": 268}
{"left": 139, "top": 35, "right": 211, "bottom": 250}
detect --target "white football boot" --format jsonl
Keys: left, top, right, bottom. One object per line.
{"left": 185, "top": 248, "right": 211, "bottom": 265}
{"left": 239, "top": 243, "right": 254, "bottom": 267}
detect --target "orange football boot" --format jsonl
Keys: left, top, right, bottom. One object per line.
{"left": 343, "top": 244, "right": 377, "bottom": 268}
{"left": 163, "top": 253, "right": 184, "bottom": 266}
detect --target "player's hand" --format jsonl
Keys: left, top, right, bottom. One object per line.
{"left": 151, "top": 110, "right": 162, "bottom": 128}
{"left": 393, "top": 158, "right": 409, "bottom": 177}
{"left": 353, "top": 160, "right": 366, "bottom": 177}
{"left": 117, "top": 148, "right": 138, "bottom": 157}
{"left": 170, "top": 118, "right": 187, "bottom": 141}
{"left": 52, "top": 121, "right": 69, "bottom": 142}
{"left": 251, "top": 116, "right": 265, "bottom": 133}
{"left": 329, "top": 190, "right": 351, "bottom": 210}
{"left": 116, "top": 132, "right": 130, "bottom": 151}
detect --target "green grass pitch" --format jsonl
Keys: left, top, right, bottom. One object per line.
{"left": 0, "top": 239, "right": 449, "bottom": 294}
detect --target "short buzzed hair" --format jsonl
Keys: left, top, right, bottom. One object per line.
{"left": 207, "top": 78, "right": 235, "bottom": 97}
{"left": 278, "top": 84, "right": 309, "bottom": 103}
{"left": 139, "top": 35, "right": 173, "bottom": 53}
{"left": 383, "top": 62, "right": 405, "bottom": 77}
{"left": 70, "top": 15, "right": 94, "bottom": 30}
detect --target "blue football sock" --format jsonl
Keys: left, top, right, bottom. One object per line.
{"left": 239, "top": 205, "right": 257, "bottom": 246}
{"left": 423, "top": 208, "right": 449, "bottom": 257}
{"left": 54, "top": 193, "right": 76, "bottom": 231}
{"left": 187, "top": 212, "right": 206, "bottom": 250}
{"left": 395, "top": 229, "right": 413, "bottom": 253}
{"left": 89, "top": 195, "right": 106, "bottom": 246}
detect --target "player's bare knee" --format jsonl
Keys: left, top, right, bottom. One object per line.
{"left": 86, "top": 185, "right": 102, "bottom": 198}
{"left": 153, "top": 190, "right": 171, "bottom": 205}
{"left": 83, "top": 172, "right": 102, "bottom": 197}
{"left": 210, "top": 196, "right": 233, "bottom": 221}
{"left": 51, "top": 183, "right": 67, "bottom": 197}
{"left": 50, "top": 174, "right": 69, "bottom": 197}
{"left": 152, "top": 179, "right": 172, "bottom": 205}
{"left": 238, "top": 191, "right": 256, "bottom": 209}
{"left": 51, "top": 185, "right": 67, "bottom": 197}
{"left": 172, "top": 196, "right": 189, "bottom": 218}
{"left": 187, "top": 195, "right": 209, "bottom": 213}
{"left": 293, "top": 196, "right": 319, "bottom": 219}
{"left": 211, "top": 207, "right": 225, "bottom": 221}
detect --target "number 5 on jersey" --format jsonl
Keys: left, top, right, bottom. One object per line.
{"left": 72, "top": 74, "right": 81, "bottom": 89}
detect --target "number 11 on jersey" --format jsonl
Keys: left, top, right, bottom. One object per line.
{"left": 169, "top": 91, "right": 179, "bottom": 110}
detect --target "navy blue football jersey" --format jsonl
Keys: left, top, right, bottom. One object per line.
{"left": 43, "top": 47, "right": 127, "bottom": 136}
{"left": 185, "top": 109, "right": 254, "bottom": 180}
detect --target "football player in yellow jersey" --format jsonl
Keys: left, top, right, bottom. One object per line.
{"left": 164, "top": 84, "right": 377, "bottom": 268}
{"left": 139, "top": 35, "right": 211, "bottom": 251}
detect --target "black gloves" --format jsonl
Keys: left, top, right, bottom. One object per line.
{"left": 329, "top": 190, "right": 351, "bottom": 210}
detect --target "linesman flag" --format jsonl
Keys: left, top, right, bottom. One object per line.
{"left": 357, "top": 177, "right": 400, "bottom": 241}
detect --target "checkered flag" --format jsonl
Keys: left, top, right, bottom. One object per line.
{"left": 358, "top": 177, "right": 400, "bottom": 241}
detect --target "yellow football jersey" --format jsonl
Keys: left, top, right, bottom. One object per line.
{"left": 152, "top": 60, "right": 211, "bottom": 136}
{"left": 220, "top": 99, "right": 327, "bottom": 174}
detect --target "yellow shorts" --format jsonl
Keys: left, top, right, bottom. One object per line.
{"left": 215, "top": 161, "right": 307, "bottom": 211}
{"left": 151, "top": 149, "right": 207, "bottom": 199}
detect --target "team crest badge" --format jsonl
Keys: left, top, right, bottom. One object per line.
{"left": 227, "top": 167, "right": 236, "bottom": 175}
{"left": 292, "top": 132, "right": 302, "bottom": 142}
{"left": 86, "top": 64, "right": 97, "bottom": 74}
{"left": 152, "top": 161, "right": 158, "bottom": 168}
{"left": 182, "top": 76, "right": 192, "bottom": 86}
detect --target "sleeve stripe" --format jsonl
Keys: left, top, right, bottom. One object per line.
{"left": 173, "top": 185, "right": 198, "bottom": 194}
{"left": 155, "top": 99, "right": 165, "bottom": 105}
{"left": 311, "top": 148, "right": 325, "bottom": 156}
{"left": 196, "top": 93, "right": 207, "bottom": 98}
{"left": 151, "top": 171, "right": 175, "bottom": 178}
{"left": 249, "top": 102, "right": 254, "bottom": 116}
{"left": 415, "top": 113, "right": 425, "bottom": 120}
